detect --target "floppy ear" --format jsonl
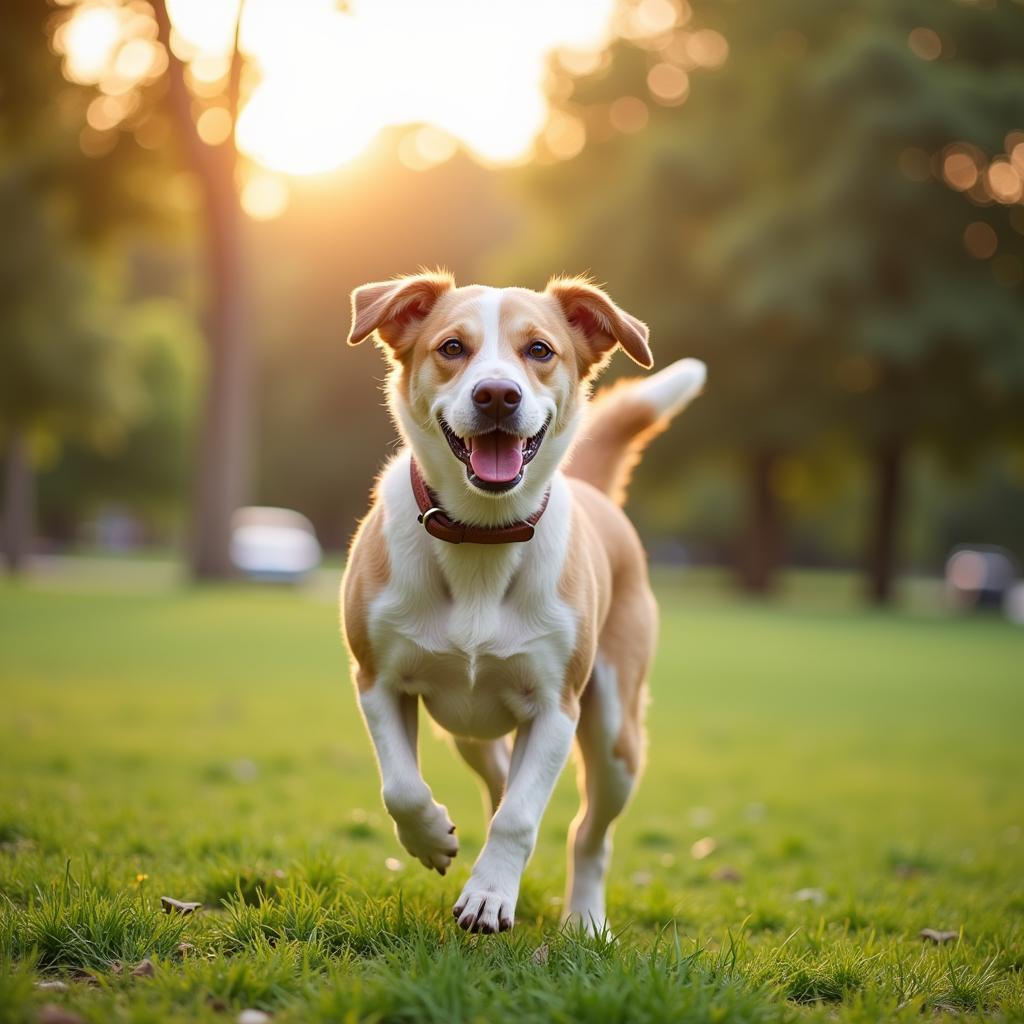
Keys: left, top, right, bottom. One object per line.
{"left": 347, "top": 271, "right": 455, "bottom": 350}
{"left": 546, "top": 276, "right": 653, "bottom": 370}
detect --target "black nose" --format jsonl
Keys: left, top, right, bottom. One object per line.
{"left": 472, "top": 378, "right": 522, "bottom": 422}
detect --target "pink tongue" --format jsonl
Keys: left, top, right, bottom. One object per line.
{"left": 468, "top": 432, "right": 525, "bottom": 483}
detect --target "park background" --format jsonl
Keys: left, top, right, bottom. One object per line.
{"left": 3, "top": 0, "right": 1023, "bottom": 594}
{"left": 2, "top": 1, "right": 1023, "bottom": 1023}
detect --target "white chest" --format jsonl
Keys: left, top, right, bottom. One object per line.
{"left": 370, "top": 580, "right": 575, "bottom": 739}
{"left": 365, "top": 461, "right": 578, "bottom": 740}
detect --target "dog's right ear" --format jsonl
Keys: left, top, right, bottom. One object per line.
{"left": 347, "top": 271, "right": 455, "bottom": 351}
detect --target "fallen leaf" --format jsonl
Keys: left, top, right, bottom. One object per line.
{"left": 237, "top": 1011, "right": 273, "bottom": 1024}
{"left": 206, "top": 995, "right": 228, "bottom": 1012}
{"left": 68, "top": 971, "right": 98, "bottom": 987}
{"left": 37, "top": 1005, "right": 86, "bottom": 1024}
{"left": 920, "top": 928, "right": 959, "bottom": 944}
{"left": 690, "top": 836, "right": 716, "bottom": 860}
{"left": 532, "top": 944, "right": 549, "bottom": 965}
{"left": 177, "top": 942, "right": 195, "bottom": 957}
{"left": 131, "top": 959, "right": 155, "bottom": 978}
{"left": 161, "top": 896, "right": 202, "bottom": 915}
{"left": 712, "top": 866, "right": 743, "bottom": 883}
{"left": 34, "top": 982, "right": 69, "bottom": 993}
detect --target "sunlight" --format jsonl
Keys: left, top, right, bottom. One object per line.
{"left": 57, "top": 4, "right": 124, "bottom": 84}
{"left": 180, "top": 0, "right": 617, "bottom": 175}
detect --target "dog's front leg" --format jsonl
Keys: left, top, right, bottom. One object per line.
{"left": 359, "top": 685, "right": 458, "bottom": 874}
{"left": 453, "top": 708, "right": 577, "bottom": 932}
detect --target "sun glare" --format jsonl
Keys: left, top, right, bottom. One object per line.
{"left": 95, "top": 0, "right": 614, "bottom": 177}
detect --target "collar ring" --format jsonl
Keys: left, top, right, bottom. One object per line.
{"left": 418, "top": 507, "right": 444, "bottom": 529}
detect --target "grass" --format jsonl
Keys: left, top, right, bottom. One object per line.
{"left": 0, "top": 563, "right": 1021, "bottom": 1022}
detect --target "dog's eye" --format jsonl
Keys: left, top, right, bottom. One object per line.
{"left": 438, "top": 338, "right": 465, "bottom": 358}
{"left": 526, "top": 340, "right": 554, "bottom": 361}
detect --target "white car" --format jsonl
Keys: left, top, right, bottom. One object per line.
{"left": 230, "top": 507, "right": 322, "bottom": 582}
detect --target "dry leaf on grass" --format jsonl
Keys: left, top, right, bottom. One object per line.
{"left": 712, "top": 866, "right": 743, "bottom": 883}
{"left": 161, "top": 895, "right": 202, "bottom": 914}
{"left": 34, "top": 981, "right": 69, "bottom": 993}
{"left": 132, "top": 959, "right": 155, "bottom": 978}
{"left": 532, "top": 944, "right": 549, "bottom": 965}
{"left": 920, "top": 928, "right": 959, "bottom": 944}
{"left": 37, "top": 1005, "right": 86, "bottom": 1024}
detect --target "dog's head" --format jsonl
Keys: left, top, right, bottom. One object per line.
{"left": 347, "top": 272, "right": 651, "bottom": 518}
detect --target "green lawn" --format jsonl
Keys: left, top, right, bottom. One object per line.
{"left": 1, "top": 565, "right": 1022, "bottom": 1022}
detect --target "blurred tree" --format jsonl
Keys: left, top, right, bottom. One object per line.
{"left": 0, "top": 0, "right": 154, "bottom": 571}
{"left": 150, "top": 0, "right": 250, "bottom": 579}
{"left": 37, "top": 301, "right": 200, "bottom": 542}
{"left": 0, "top": 170, "right": 141, "bottom": 571}
{"left": 33, "top": 0, "right": 251, "bottom": 577}
{"left": 513, "top": 0, "right": 1024, "bottom": 599}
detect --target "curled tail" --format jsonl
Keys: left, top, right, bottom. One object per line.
{"left": 563, "top": 358, "right": 706, "bottom": 507}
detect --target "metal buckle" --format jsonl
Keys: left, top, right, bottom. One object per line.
{"left": 417, "top": 507, "right": 443, "bottom": 529}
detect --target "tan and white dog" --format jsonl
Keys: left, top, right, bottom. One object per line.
{"left": 341, "top": 271, "right": 704, "bottom": 934}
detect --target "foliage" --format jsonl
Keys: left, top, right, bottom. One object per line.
{"left": 517, "top": 0, "right": 1024, "bottom": 453}
{"left": 504, "top": 0, "right": 1024, "bottom": 588}
{"left": 0, "top": 568, "right": 1021, "bottom": 1020}
{"left": 0, "top": 169, "right": 139, "bottom": 445}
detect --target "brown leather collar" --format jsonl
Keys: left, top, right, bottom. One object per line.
{"left": 410, "top": 458, "right": 550, "bottom": 544}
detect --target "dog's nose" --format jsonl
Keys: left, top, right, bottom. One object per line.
{"left": 472, "top": 378, "right": 522, "bottom": 422}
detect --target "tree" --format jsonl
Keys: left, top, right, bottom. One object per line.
{"left": 152, "top": 0, "right": 250, "bottom": 579}
{"left": 0, "top": 169, "right": 141, "bottom": 571}
{"left": 0, "top": 0, "right": 150, "bottom": 572}
{"left": 511, "top": 0, "right": 1024, "bottom": 599}
{"left": 705, "top": 2, "right": 1024, "bottom": 600}
{"left": 39, "top": 0, "right": 252, "bottom": 578}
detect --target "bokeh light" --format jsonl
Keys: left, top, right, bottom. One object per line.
{"left": 685, "top": 29, "right": 729, "bottom": 69}
{"left": 239, "top": 171, "right": 290, "bottom": 220}
{"left": 908, "top": 27, "right": 942, "bottom": 61}
{"left": 647, "top": 62, "right": 690, "bottom": 105}
{"left": 986, "top": 160, "right": 1023, "bottom": 204}
{"left": 942, "top": 148, "right": 980, "bottom": 191}
{"left": 196, "top": 106, "right": 233, "bottom": 146}
{"left": 964, "top": 221, "right": 998, "bottom": 259}
{"left": 609, "top": 95, "right": 650, "bottom": 134}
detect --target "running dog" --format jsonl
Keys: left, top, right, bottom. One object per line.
{"left": 341, "top": 271, "right": 705, "bottom": 933}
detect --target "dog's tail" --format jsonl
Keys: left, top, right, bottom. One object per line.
{"left": 563, "top": 358, "right": 706, "bottom": 507}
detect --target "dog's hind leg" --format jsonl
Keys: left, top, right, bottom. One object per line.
{"left": 565, "top": 653, "right": 647, "bottom": 935}
{"left": 453, "top": 736, "right": 511, "bottom": 817}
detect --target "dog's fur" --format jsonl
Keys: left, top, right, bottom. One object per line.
{"left": 341, "top": 271, "right": 705, "bottom": 933}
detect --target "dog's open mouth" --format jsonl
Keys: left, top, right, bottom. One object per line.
{"left": 439, "top": 416, "right": 549, "bottom": 493}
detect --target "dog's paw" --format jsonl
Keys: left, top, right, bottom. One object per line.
{"left": 453, "top": 882, "right": 516, "bottom": 934}
{"left": 392, "top": 800, "right": 458, "bottom": 874}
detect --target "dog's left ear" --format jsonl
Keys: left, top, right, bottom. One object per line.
{"left": 547, "top": 277, "right": 653, "bottom": 370}
{"left": 348, "top": 271, "right": 455, "bottom": 351}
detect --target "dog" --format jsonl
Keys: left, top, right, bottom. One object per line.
{"left": 341, "top": 271, "right": 705, "bottom": 934}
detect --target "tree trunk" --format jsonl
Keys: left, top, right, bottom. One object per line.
{"left": 3, "top": 431, "right": 34, "bottom": 574}
{"left": 156, "top": 1, "right": 250, "bottom": 579}
{"left": 188, "top": 173, "right": 250, "bottom": 578}
{"left": 865, "top": 437, "right": 904, "bottom": 605}
{"left": 738, "top": 450, "right": 781, "bottom": 594}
